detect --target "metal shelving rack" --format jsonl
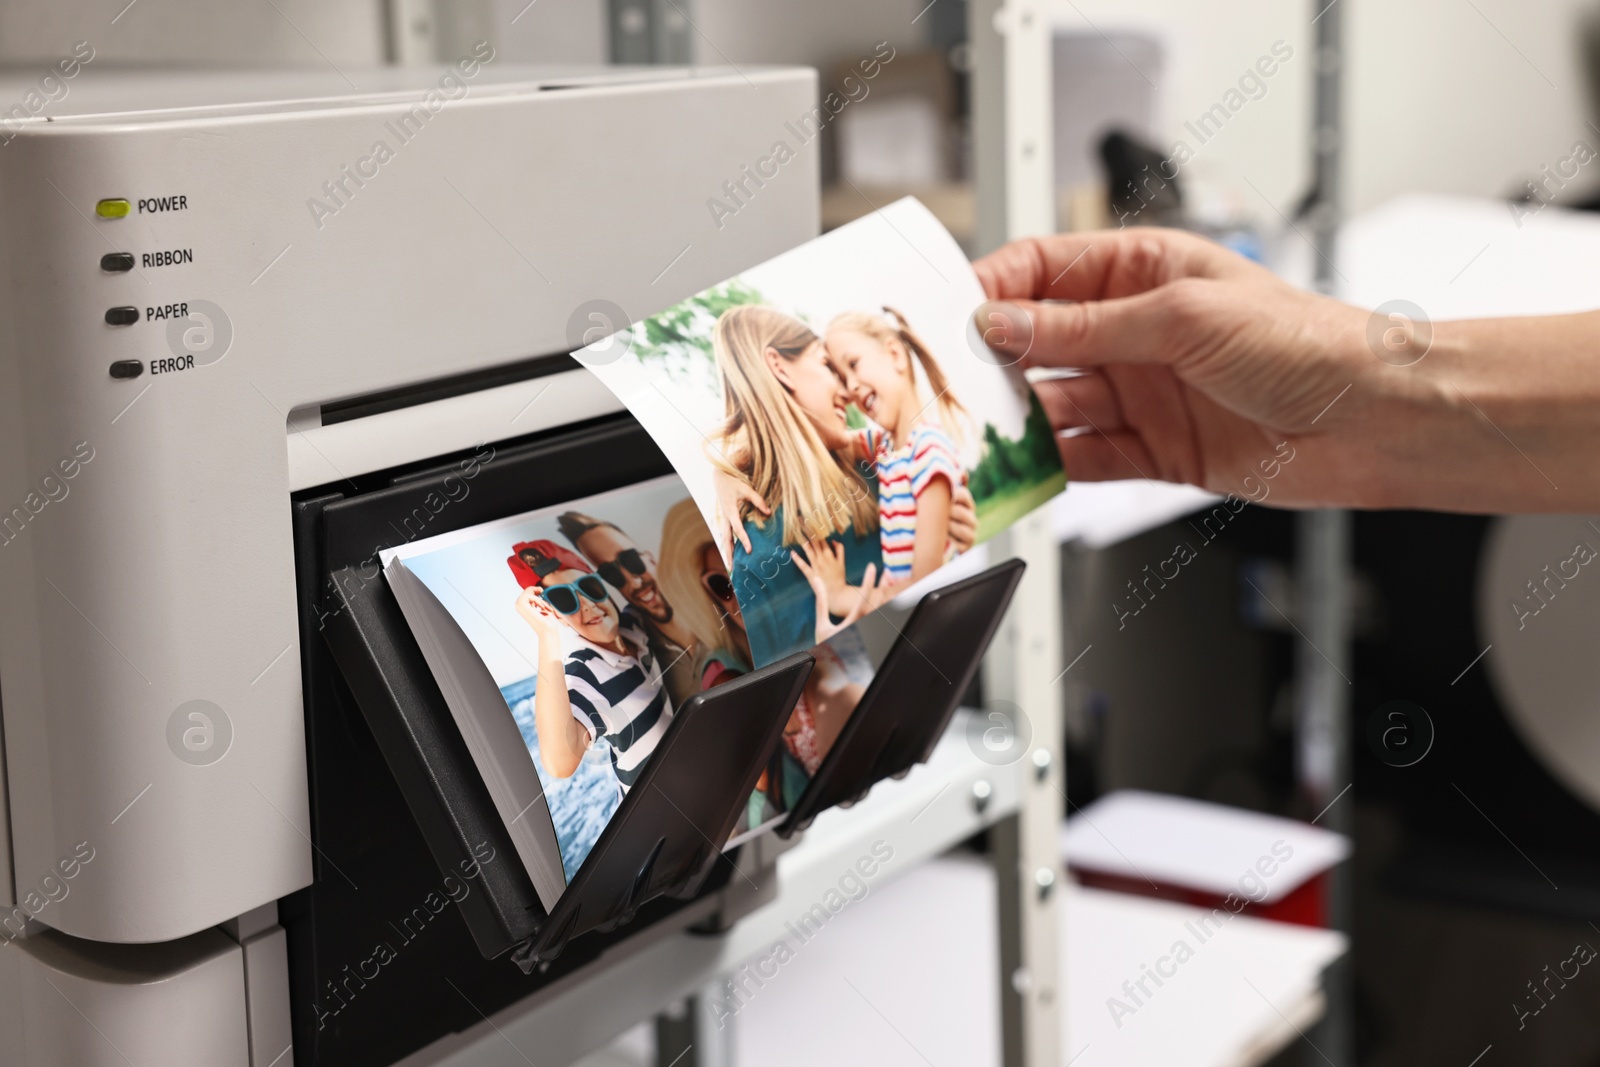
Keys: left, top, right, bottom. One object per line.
{"left": 970, "top": 2, "right": 1066, "bottom": 1064}
{"left": 1301, "top": 2, "right": 1353, "bottom": 1064}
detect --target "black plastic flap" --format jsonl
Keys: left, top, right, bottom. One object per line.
{"left": 322, "top": 563, "right": 546, "bottom": 958}
{"left": 517, "top": 652, "right": 813, "bottom": 967}
{"left": 779, "top": 558, "right": 1026, "bottom": 837}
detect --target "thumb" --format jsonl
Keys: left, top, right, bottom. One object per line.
{"left": 974, "top": 288, "right": 1188, "bottom": 370}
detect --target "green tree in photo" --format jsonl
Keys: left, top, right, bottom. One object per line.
{"left": 1022, "top": 390, "right": 1060, "bottom": 473}
{"left": 981, "top": 423, "right": 1021, "bottom": 488}
{"left": 967, "top": 392, "right": 1066, "bottom": 507}
{"left": 632, "top": 278, "right": 768, "bottom": 381}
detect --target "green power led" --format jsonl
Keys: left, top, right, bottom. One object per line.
{"left": 95, "top": 198, "right": 131, "bottom": 219}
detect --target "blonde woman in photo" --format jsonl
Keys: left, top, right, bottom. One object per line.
{"left": 655, "top": 497, "right": 753, "bottom": 688}
{"left": 706, "top": 305, "right": 889, "bottom": 664}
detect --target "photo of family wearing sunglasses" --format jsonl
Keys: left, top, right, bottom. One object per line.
{"left": 577, "top": 197, "right": 1065, "bottom": 667}
{"left": 384, "top": 475, "right": 872, "bottom": 882}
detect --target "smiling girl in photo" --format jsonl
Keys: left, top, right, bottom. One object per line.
{"left": 822, "top": 306, "right": 971, "bottom": 589}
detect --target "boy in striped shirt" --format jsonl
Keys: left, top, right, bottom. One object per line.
{"left": 509, "top": 540, "right": 672, "bottom": 794}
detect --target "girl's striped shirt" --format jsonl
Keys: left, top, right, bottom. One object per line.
{"left": 859, "top": 424, "right": 962, "bottom": 583}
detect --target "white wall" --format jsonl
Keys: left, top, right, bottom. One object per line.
{"left": 1346, "top": 0, "right": 1598, "bottom": 210}
{"left": 1055, "top": 0, "right": 1600, "bottom": 220}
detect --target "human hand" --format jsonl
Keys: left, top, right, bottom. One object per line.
{"left": 948, "top": 479, "right": 977, "bottom": 552}
{"left": 515, "top": 586, "right": 565, "bottom": 643}
{"left": 792, "top": 537, "right": 849, "bottom": 607}
{"left": 972, "top": 228, "right": 1535, "bottom": 511}
{"left": 795, "top": 558, "right": 894, "bottom": 644}
{"left": 711, "top": 468, "right": 771, "bottom": 560}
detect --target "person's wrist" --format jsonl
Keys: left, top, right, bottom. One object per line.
{"left": 1267, "top": 291, "right": 1461, "bottom": 511}
{"left": 1362, "top": 330, "right": 1471, "bottom": 510}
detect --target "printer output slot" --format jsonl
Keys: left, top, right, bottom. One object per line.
{"left": 319, "top": 352, "right": 578, "bottom": 426}
{"left": 285, "top": 411, "right": 1018, "bottom": 1064}
{"left": 286, "top": 415, "right": 804, "bottom": 1063}
{"left": 306, "top": 415, "right": 815, "bottom": 964}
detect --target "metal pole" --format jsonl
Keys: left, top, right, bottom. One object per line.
{"left": 971, "top": 3, "right": 1063, "bottom": 1065}
{"left": 1309, "top": 0, "right": 1343, "bottom": 290}
{"left": 1302, "top": 2, "right": 1353, "bottom": 1064}
{"left": 655, "top": 995, "right": 699, "bottom": 1067}
{"left": 971, "top": 0, "right": 1055, "bottom": 251}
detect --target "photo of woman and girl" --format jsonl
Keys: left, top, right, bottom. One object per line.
{"left": 708, "top": 304, "right": 982, "bottom": 665}
{"left": 390, "top": 475, "right": 873, "bottom": 880}
{"left": 575, "top": 196, "right": 1065, "bottom": 668}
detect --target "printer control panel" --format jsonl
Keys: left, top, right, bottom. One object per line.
{"left": 93, "top": 193, "right": 208, "bottom": 381}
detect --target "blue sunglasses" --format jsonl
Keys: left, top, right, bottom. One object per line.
{"left": 541, "top": 574, "right": 609, "bottom": 615}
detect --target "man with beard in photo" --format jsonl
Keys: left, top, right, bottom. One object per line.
{"left": 558, "top": 510, "right": 701, "bottom": 707}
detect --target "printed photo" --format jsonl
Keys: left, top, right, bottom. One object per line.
{"left": 383, "top": 475, "right": 872, "bottom": 883}
{"left": 577, "top": 197, "right": 1065, "bottom": 665}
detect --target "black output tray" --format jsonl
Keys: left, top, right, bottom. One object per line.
{"left": 324, "top": 571, "right": 809, "bottom": 964}
{"left": 311, "top": 417, "right": 813, "bottom": 964}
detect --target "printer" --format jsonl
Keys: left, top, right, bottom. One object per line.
{"left": 0, "top": 61, "right": 822, "bottom": 1067}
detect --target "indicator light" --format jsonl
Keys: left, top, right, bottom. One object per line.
{"left": 101, "top": 252, "right": 134, "bottom": 272}
{"left": 95, "top": 199, "right": 131, "bottom": 219}
{"left": 109, "top": 360, "right": 144, "bottom": 380}
{"left": 105, "top": 306, "right": 139, "bottom": 326}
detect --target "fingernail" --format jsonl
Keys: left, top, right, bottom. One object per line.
{"left": 972, "top": 301, "right": 1034, "bottom": 364}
